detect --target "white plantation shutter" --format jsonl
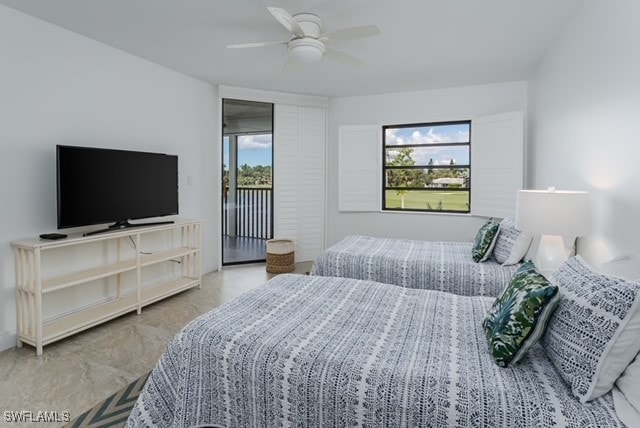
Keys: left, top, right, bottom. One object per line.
{"left": 335, "top": 113, "right": 522, "bottom": 218}
{"left": 338, "top": 125, "right": 380, "bottom": 211}
{"left": 298, "top": 107, "right": 326, "bottom": 261}
{"left": 471, "top": 111, "right": 524, "bottom": 218}
{"left": 273, "top": 105, "right": 326, "bottom": 262}
{"left": 273, "top": 105, "right": 299, "bottom": 245}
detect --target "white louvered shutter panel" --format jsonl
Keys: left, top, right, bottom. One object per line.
{"left": 273, "top": 104, "right": 326, "bottom": 262}
{"left": 471, "top": 112, "right": 524, "bottom": 218}
{"left": 273, "top": 105, "right": 300, "bottom": 246}
{"left": 338, "top": 125, "right": 380, "bottom": 212}
{"left": 298, "top": 107, "right": 326, "bottom": 261}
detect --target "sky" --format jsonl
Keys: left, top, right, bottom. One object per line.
{"left": 223, "top": 134, "right": 272, "bottom": 169}
{"left": 385, "top": 124, "right": 470, "bottom": 165}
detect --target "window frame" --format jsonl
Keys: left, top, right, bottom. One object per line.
{"left": 382, "top": 120, "right": 472, "bottom": 214}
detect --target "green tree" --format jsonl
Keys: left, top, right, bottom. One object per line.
{"left": 222, "top": 163, "right": 229, "bottom": 192}
{"left": 236, "top": 164, "right": 273, "bottom": 187}
{"left": 387, "top": 148, "right": 425, "bottom": 208}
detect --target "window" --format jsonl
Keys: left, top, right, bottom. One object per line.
{"left": 383, "top": 120, "right": 471, "bottom": 213}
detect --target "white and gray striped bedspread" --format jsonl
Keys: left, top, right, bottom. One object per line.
{"left": 127, "top": 274, "right": 623, "bottom": 428}
{"left": 311, "top": 235, "right": 519, "bottom": 297}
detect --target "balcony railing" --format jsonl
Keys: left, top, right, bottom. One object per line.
{"left": 223, "top": 187, "right": 272, "bottom": 240}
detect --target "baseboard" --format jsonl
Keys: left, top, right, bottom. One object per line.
{"left": 0, "top": 331, "right": 17, "bottom": 353}
{"left": 203, "top": 260, "right": 219, "bottom": 274}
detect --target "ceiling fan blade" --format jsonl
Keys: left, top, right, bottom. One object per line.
{"left": 319, "top": 25, "right": 381, "bottom": 42}
{"left": 324, "top": 47, "right": 364, "bottom": 67}
{"left": 227, "top": 41, "right": 286, "bottom": 49}
{"left": 267, "top": 7, "right": 305, "bottom": 38}
{"left": 282, "top": 56, "right": 300, "bottom": 72}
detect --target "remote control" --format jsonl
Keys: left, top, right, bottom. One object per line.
{"left": 39, "top": 233, "right": 67, "bottom": 240}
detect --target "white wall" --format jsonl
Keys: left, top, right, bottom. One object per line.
{"left": 528, "top": 0, "right": 640, "bottom": 266}
{"left": 0, "top": 5, "right": 218, "bottom": 349}
{"left": 327, "top": 81, "right": 527, "bottom": 246}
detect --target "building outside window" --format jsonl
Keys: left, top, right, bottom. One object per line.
{"left": 383, "top": 120, "right": 471, "bottom": 213}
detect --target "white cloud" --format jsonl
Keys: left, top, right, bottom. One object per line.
{"left": 455, "top": 130, "right": 470, "bottom": 141}
{"left": 386, "top": 127, "right": 470, "bottom": 146}
{"left": 411, "top": 128, "right": 450, "bottom": 145}
{"left": 238, "top": 134, "right": 272, "bottom": 150}
{"left": 411, "top": 148, "right": 439, "bottom": 164}
{"left": 385, "top": 126, "right": 470, "bottom": 165}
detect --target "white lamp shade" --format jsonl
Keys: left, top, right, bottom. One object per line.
{"left": 515, "top": 189, "right": 591, "bottom": 236}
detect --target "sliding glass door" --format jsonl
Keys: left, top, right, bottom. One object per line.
{"left": 221, "top": 99, "right": 274, "bottom": 265}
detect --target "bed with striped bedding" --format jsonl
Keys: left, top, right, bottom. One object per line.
{"left": 311, "top": 235, "right": 519, "bottom": 296}
{"left": 127, "top": 274, "right": 623, "bottom": 428}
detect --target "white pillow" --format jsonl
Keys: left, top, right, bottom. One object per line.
{"left": 542, "top": 256, "right": 640, "bottom": 402}
{"left": 600, "top": 305, "right": 640, "bottom": 397}
{"left": 492, "top": 217, "right": 533, "bottom": 266}
{"left": 602, "top": 252, "right": 640, "bottom": 280}
{"left": 613, "top": 354, "right": 640, "bottom": 428}
{"left": 613, "top": 387, "right": 640, "bottom": 428}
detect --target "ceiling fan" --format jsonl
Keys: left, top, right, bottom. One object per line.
{"left": 226, "top": 7, "right": 381, "bottom": 66}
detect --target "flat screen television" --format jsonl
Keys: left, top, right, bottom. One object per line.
{"left": 56, "top": 145, "right": 178, "bottom": 235}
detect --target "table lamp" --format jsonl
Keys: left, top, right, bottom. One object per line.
{"left": 515, "top": 187, "right": 591, "bottom": 275}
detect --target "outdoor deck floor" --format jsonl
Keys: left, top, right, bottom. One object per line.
{"left": 223, "top": 235, "right": 267, "bottom": 264}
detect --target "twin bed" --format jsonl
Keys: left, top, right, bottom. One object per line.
{"left": 127, "top": 226, "right": 638, "bottom": 427}
{"left": 310, "top": 235, "right": 518, "bottom": 296}
{"left": 128, "top": 274, "right": 625, "bottom": 427}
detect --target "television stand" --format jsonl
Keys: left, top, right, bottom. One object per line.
{"left": 83, "top": 220, "right": 175, "bottom": 237}
{"left": 12, "top": 219, "right": 201, "bottom": 355}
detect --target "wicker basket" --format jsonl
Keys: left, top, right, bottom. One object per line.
{"left": 266, "top": 239, "right": 295, "bottom": 274}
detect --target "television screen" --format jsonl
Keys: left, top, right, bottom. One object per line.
{"left": 56, "top": 145, "right": 178, "bottom": 230}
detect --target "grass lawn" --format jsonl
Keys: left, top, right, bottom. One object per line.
{"left": 385, "top": 190, "right": 469, "bottom": 212}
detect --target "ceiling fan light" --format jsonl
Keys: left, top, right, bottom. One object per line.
{"left": 290, "top": 45, "right": 323, "bottom": 63}
{"left": 288, "top": 38, "right": 325, "bottom": 63}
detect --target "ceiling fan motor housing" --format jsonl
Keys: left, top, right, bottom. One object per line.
{"left": 288, "top": 13, "right": 324, "bottom": 62}
{"left": 293, "top": 13, "right": 322, "bottom": 38}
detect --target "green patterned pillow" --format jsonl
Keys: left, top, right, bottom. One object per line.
{"left": 483, "top": 261, "right": 560, "bottom": 367}
{"left": 472, "top": 218, "right": 500, "bottom": 262}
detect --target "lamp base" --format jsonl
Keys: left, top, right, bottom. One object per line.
{"left": 534, "top": 235, "right": 569, "bottom": 277}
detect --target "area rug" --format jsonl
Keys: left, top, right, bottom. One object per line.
{"left": 66, "top": 372, "right": 150, "bottom": 428}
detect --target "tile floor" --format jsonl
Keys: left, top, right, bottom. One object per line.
{"left": 0, "top": 262, "right": 313, "bottom": 428}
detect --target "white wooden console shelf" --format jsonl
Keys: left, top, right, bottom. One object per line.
{"left": 11, "top": 219, "right": 201, "bottom": 355}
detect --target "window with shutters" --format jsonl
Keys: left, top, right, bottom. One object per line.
{"left": 383, "top": 120, "right": 471, "bottom": 213}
